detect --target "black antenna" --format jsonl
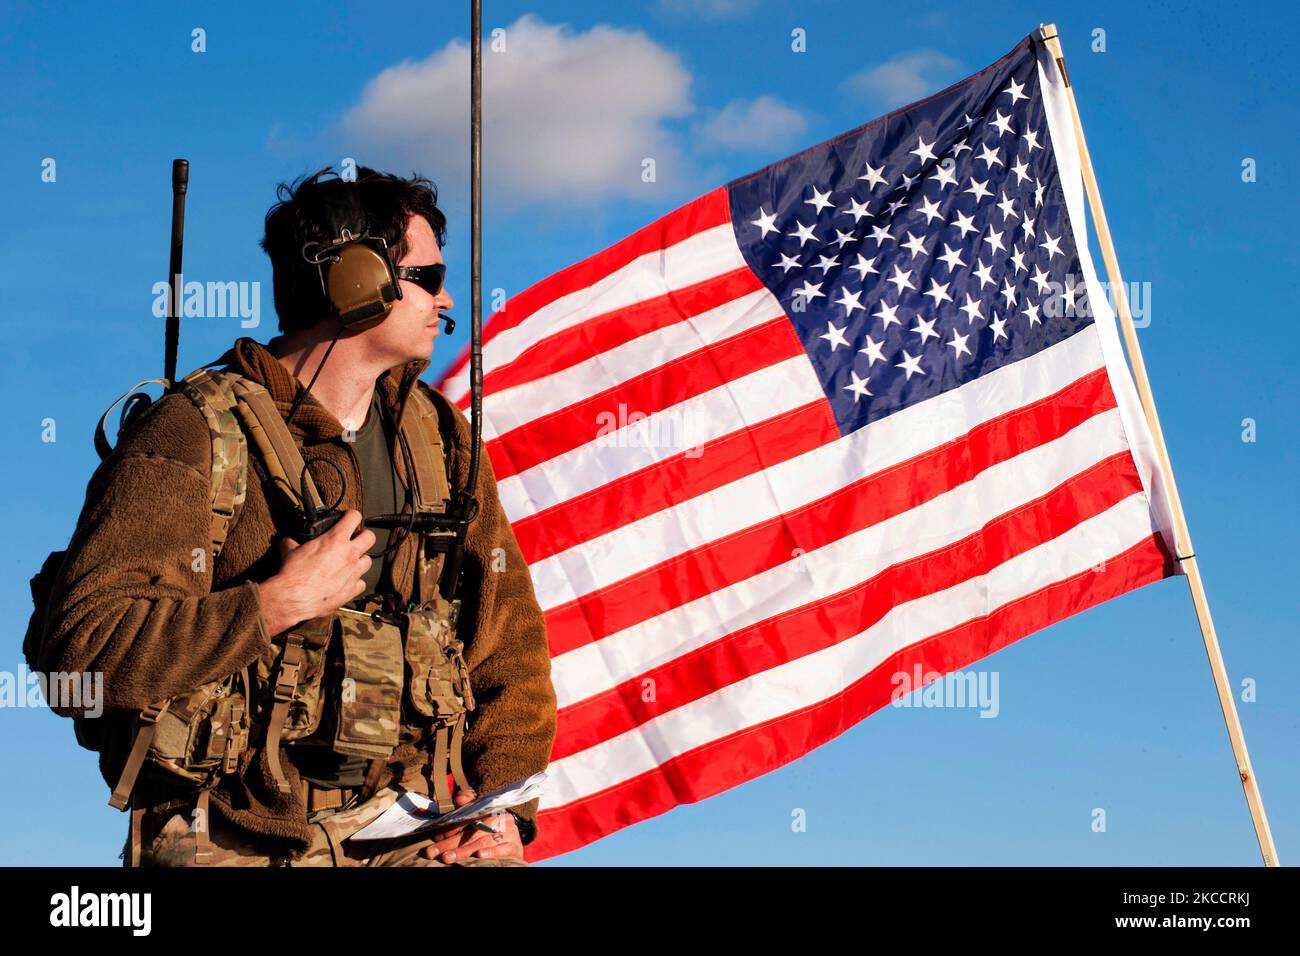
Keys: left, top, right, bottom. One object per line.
{"left": 360, "top": 5, "right": 485, "bottom": 598}
{"left": 437, "top": 0, "right": 485, "bottom": 601}
{"left": 163, "top": 159, "right": 189, "bottom": 388}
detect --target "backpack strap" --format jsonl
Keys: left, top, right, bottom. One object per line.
{"left": 177, "top": 370, "right": 328, "bottom": 553}
{"left": 399, "top": 386, "right": 458, "bottom": 606}
{"left": 228, "top": 378, "right": 326, "bottom": 515}
{"left": 174, "top": 370, "right": 250, "bottom": 561}
{"left": 108, "top": 700, "right": 168, "bottom": 811}
{"left": 400, "top": 385, "right": 451, "bottom": 514}
{"left": 218, "top": 377, "right": 326, "bottom": 795}
{"left": 94, "top": 378, "right": 169, "bottom": 462}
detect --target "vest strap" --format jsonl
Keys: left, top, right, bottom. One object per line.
{"left": 449, "top": 711, "right": 471, "bottom": 794}
{"left": 127, "top": 800, "right": 146, "bottom": 868}
{"left": 430, "top": 724, "right": 454, "bottom": 814}
{"left": 175, "top": 372, "right": 249, "bottom": 560}
{"left": 265, "top": 632, "right": 306, "bottom": 794}
{"left": 109, "top": 701, "right": 168, "bottom": 811}
{"left": 193, "top": 787, "right": 214, "bottom": 865}
{"left": 400, "top": 387, "right": 451, "bottom": 512}
{"left": 230, "top": 379, "right": 325, "bottom": 513}
{"left": 399, "top": 387, "right": 455, "bottom": 606}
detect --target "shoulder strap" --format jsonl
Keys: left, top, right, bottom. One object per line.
{"left": 175, "top": 367, "right": 334, "bottom": 561}
{"left": 227, "top": 378, "right": 325, "bottom": 514}
{"left": 174, "top": 370, "right": 249, "bottom": 561}
{"left": 94, "top": 379, "right": 169, "bottom": 462}
{"left": 400, "top": 384, "right": 459, "bottom": 606}
{"left": 400, "top": 384, "right": 451, "bottom": 515}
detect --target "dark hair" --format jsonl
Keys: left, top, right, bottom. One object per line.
{"left": 260, "top": 165, "right": 448, "bottom": 333}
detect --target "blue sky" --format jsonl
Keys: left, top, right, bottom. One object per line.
{"left": 1, "top": 0, "right": 1296, "bottom": 866}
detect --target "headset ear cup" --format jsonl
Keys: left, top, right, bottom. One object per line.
{"left": 325, "top": 243, "right": 398, "bottom": 329}
{"left": 341, "top": 313, "right": 386, "bottom": 333}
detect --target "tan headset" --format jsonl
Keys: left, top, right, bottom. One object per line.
{"left": 303, "top": 227, "right": 404, "bottom": 333}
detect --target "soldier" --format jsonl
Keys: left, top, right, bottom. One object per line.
{"left": 33, "top": 166, "right": 557, "bottom": 867}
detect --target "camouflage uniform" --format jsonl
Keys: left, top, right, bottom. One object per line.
{"left": 132, "top": 763, "right": 526, "bottom": 867}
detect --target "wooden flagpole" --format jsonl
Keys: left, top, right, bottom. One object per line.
{"left": 1038, "top": 23, "right": 1279, "bottom": 866}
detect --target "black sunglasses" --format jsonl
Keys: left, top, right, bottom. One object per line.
{"left": 394, "top": 262, "right": 446, "bottom": 298}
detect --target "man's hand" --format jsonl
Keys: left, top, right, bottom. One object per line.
{"left": 421, "top": 788, "right": 525, "bottom": 864}
{"left": 256, "top": 509, "right": 375, "bottom": 636}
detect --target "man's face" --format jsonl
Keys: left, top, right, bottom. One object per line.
{"left": 359, "top": 212, "right": 454, "bottom": 366}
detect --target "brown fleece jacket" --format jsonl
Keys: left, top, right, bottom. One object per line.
{"left": 37, "top": 336, "right": 556, "bottom": 852}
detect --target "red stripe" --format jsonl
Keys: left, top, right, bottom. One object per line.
{"left": 544, "top": 366, "right": 1116, "bottom": 657}
{"left": 456, "top": 267, "right": 766, "bottom": 409}
{"left": 515, "top": 399, "right": 840, "bottom": 565}
{"left": 484, "top": 317, "right": 804, "bottom": 481}
{"left": 525, "top": 532, "right": 1176, "bottom": 861}
{"left": 552, "top": 451, "right": 1142, "bottom": 761}
{"left": 436, "top": 188, "right": 733, "bottom": 392}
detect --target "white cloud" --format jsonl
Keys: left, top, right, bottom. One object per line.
{"left": 696, "top": 95, "right": 807, "bottom": 151}
{"left": 844, "top": 49, "right": 961, "bottom": 111}
{"left": 336, "top": 14, "right": 694, "bottom": 211}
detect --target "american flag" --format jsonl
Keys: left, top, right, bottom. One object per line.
{"left": 436, "top": 32, "right": 1179, "bottom": 860}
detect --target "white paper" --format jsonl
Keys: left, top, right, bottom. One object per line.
{"left": 348, "top": 772, "right": 548, "bottom": 842}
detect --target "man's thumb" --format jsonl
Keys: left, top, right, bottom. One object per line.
{"left": 279, "top": 536, "right": 302, "bottom": 556}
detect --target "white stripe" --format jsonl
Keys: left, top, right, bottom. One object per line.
{"left": 442, "top": 222, "right": 746, "bottom": 404}
{"left": 550, "top": 405, "right": 1130, "bottom": 707}
{"left": 479, "top": 287, "right": 784, "bottom": 437}
{"left": 529, "top": 327, "right": 1106, "bottom": 610}
{"left": 539, "top": 492, "right": 1155, "bottom": 809}
{"left": 497, "top": 354, "right": 824, "bottom": 520}
{"left": 1035, "top": 45, "right": 1179, "bottom": 560}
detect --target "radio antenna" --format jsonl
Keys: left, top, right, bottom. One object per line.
{"left": 163, "top": 159, "right": 188, "bottom": 388}
{"left": 438, "top": 0, "right": 485, "bottom": 600}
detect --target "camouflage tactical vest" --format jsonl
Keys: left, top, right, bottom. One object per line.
{"left": 104, "top": 367, "right": 475, "bottom": 823}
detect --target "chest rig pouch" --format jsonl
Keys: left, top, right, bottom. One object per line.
{"left": 107, "top": 667, "right": 254, "bottom": 810}
{"left": 247, "top": 380, "right": 477, "bottom": 812}
{"left": 383, "top": 384, "right": 476, "bottom": 814}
